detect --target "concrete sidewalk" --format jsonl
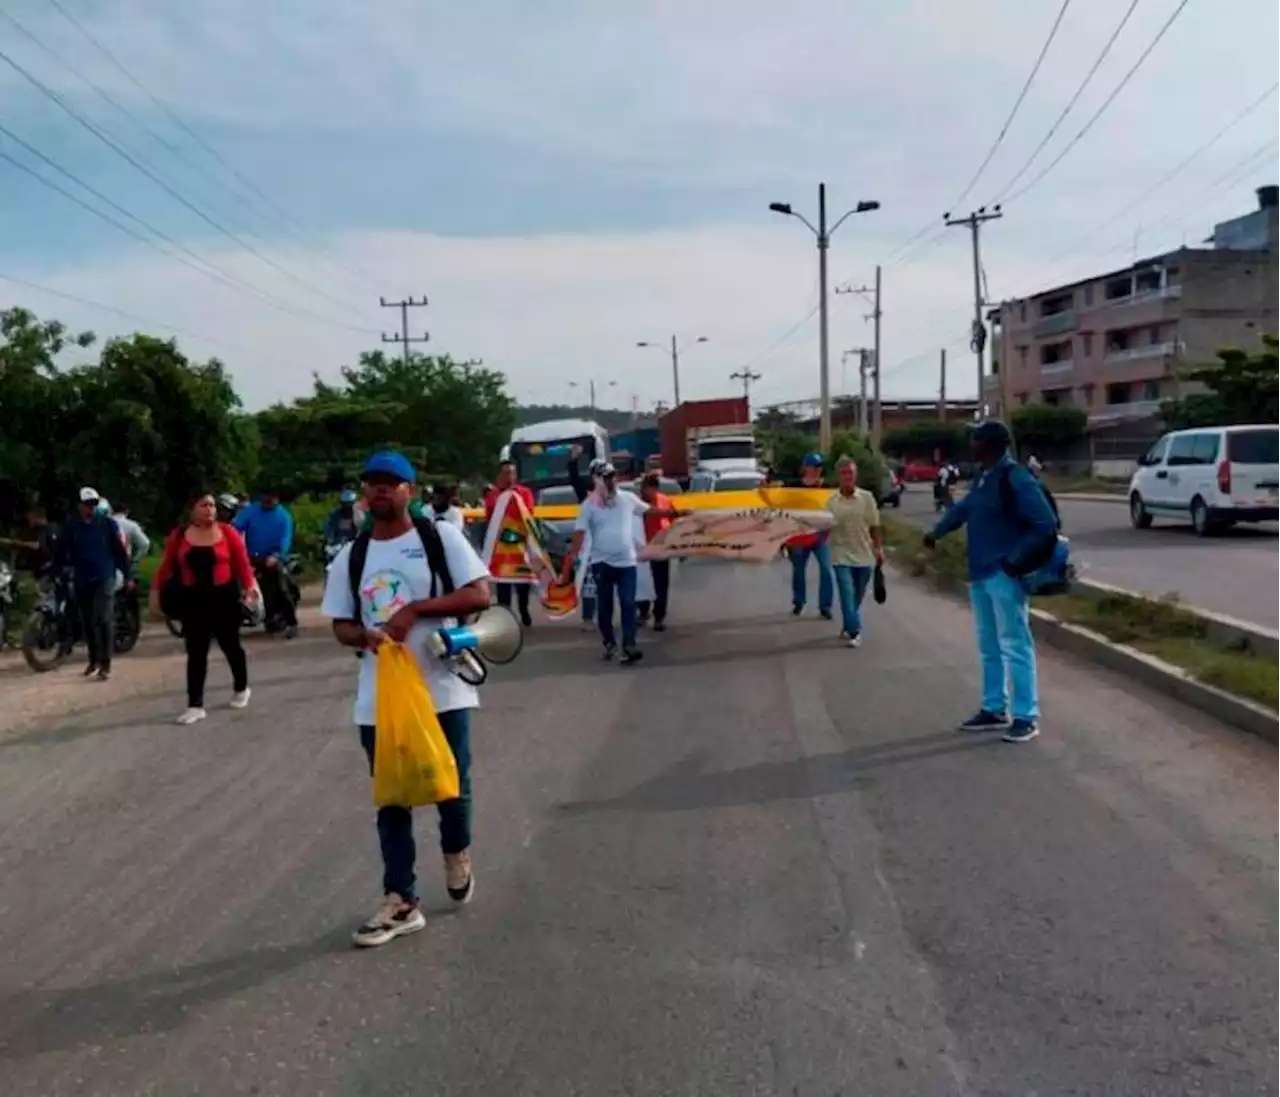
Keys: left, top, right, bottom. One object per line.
{"left": 0, "top": 560, "right": 1274, "bottom": 1095}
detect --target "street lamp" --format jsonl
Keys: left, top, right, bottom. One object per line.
{"left": 769, "top": 184, "right": 880, "bottom": 449}
{"left": 569, "top": 379, "right": 616, "bottom": 412}
{"left": 636, "top": 335, "right": 708, "bottom": 406}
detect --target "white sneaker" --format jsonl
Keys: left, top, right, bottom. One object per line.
{"left": 845, "top": 634, "right": 862, "bottom": 648}
{"left": 229, "top": 689, "right": 251, "bottom": 709}
{"left": 177, "top": 707, "right": 207, "bottom": 725}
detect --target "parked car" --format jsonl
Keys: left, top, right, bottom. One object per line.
{"left": 902, "top": 460, "right": 939, "bottom": 483}
{"left": 1128, "top": 424, "right": 1279, "bottom": 536}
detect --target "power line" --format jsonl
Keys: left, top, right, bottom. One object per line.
{"left": 0, "top": 124, "right": 375, "bottom": 333}
{"left": 0, "top": 40, "right": 379, "bottom": 331}
{"left": 1045, "top": 83, "right": 1279, "bottom": 266}
{"left": 877, "top": 0, "right": 1072, "bottom": 268}
{"left": 1003, "top": 0, "right": 1193, "bottom": 204}
{"left": 0, "top": 270, "right": 312, "bottom": 373}
{"left": 989, "top": 0, "right": 1143, "bottom": 203}
{"left": 40, "top": 0, "right": 387, "bottom": 294}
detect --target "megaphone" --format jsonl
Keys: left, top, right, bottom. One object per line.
{"left": 427, "top": 605, "right": 524, "bottom": 685}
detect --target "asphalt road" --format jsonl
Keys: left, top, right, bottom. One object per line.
{"left": 895, "top": 487, "right": 1279, "bottom": 629}
{"left": 1, "top": 564, "right": 1275, "bottom": 1096}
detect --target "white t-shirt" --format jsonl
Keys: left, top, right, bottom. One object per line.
{"left": 433, "top": 505, "right": 465, "bottom": 530}
{"left": 574, "top": 492, "right": 649, "bottom": 568}
{"left": 320, "top": 522, "right": 491, "bottom": 726}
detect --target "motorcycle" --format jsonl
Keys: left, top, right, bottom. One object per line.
{"left": 22, "top": 570, "right": 142, "bottom": 671}
{"left": 256, "top": 553, "right": 302, "bottom": 634}
{"left": 0, "top": 558, "right": 17, "bottom": 650}
{"left": 933, "top": 480, "right": 955, "bottom": 513}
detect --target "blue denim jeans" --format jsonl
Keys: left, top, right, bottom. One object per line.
{"left": 833, "top": 564, "right": 873, "bottom": 637}
{"left": 359, "top": 708, "right": 472, "bottom": 901}
{"left": 790, "top": 541, "right": 833, "bottom": 612}
{"left": 970, "top": 571, "right": 1038, "bottom": 721}
{"left": 593, "top": 562, "right": 637, "bottom": 650}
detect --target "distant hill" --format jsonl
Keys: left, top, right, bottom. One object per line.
{"left": 515, "top": 404, "right": 637, "bottom": 432}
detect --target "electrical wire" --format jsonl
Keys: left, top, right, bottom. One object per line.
{"left": 0, "top": 270, "right": 313, "bottom": 373}
{"left": 0, "top": 126, "right": 377, "bottom": 334}
{"left": 877, "top": 0, "right": 1072, "bottom": 268}
{"left": 0, "top": 41, "right": 380, "bottom": 331}
{"left": 1045, "top": 83, "right": 1279, "bottom": 266}
{"left": 1003, "top": 0, "right": 1193, "bottom": 204}
{"left": 40, "top": 0, "right": 388, "bottom": 294}
{"left": 989, "top": 0, "right": 1143, "bottom": 203}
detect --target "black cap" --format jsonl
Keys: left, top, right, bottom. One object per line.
{"left": 971, "top": 420, "right": 1012, "bottom": 449}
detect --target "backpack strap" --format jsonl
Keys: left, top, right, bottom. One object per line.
{"left": 347, "top": 531, "right": 372, "bottom": 616}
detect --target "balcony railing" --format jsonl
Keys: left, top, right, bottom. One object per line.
{"left": 1039, "top": 359, "right": 1074, "bottom": 375}
{"left": 1103, "top": 340, "right": 1179, "bottom": 364}
{"left": 1032, "top": 310, "right": 1078, "bottom": 338}
{"left": 1100, "top": 284, "right": 1183, "bottom": 309}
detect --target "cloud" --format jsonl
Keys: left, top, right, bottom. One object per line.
{"left": 3, "top": 0, "right": 1277, "bottom": 416}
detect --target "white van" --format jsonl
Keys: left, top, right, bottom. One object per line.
{"left": 1128, "top": 425, "right": 1279, "bottom": 535}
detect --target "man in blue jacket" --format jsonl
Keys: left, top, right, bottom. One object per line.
{"left": 234, "top": 490, "right": 298, "bottom": 638}
{"left": 56, "top": 487, "right": 132, "bottom": 680}
{"left": 924, "top": 421, "right": 1058, "bottom": 743}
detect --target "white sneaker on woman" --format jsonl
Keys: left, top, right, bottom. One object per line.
{"left": 176, "top": 707, "right": 207, "bottom": 725}
{"left": 229, "top": 689, "right": 251, "bottom": 709}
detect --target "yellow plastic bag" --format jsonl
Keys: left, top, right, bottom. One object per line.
{"left": 372, "top": 643, "right": 461, "bottom": 808}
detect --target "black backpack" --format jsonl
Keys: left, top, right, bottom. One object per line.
{"left": 997, "top": 465, "right": 1060, "bottom": 576}
{"left": 347, "top": 517, "right": 457, "bottom": 643}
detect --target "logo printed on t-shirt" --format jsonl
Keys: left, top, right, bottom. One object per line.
{"left": 361, "top": 570, "right": 412, "bottom": 625}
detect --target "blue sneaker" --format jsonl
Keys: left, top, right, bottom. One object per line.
{"left": 1002, "top": 719, "right": 1040, "bottom": 744}
{"left": 958, "top": 710, "right": 1011, "bottom": 733}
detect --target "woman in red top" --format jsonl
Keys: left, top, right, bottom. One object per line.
{"left": 151, "top": 491, "right": 259, "bottom": 725}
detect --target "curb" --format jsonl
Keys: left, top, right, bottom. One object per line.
{"left": 885, "top": 561, "right": 1278, "bottom": 743}
{"left": 1053, "top": 492, "right": 1128, "bottom": 504}
{"left": 1029, "top": 609, "right": 1278, "bottom": 743}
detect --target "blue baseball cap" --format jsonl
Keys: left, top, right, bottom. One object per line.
{"left": 801, "top": 452, "right": 824, "bottom": 468}
{"left": 361, "top": 450, "right": 416, "bottom": 483}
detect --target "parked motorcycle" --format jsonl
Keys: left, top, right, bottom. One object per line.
{"left": 0, "top": 558, "right": 17, "bottom": 650}
{"left": 22, "top": 571, "right": 141, "bottom": 671}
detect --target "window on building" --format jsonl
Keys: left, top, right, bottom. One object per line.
{"left": 1104, "top": 276, "right": 1131, "bottom": 301}
{"left": 1041, "top": 388, "right": 1071, "bottom": 407}
{"left": 1083, "top": 283, "right": 1094, "bottom": 306}
{"left": 1105, "top": 329, "right": 1131, "bottom": 354}
{"left": 1134, "top": 269, "right": 1161, "bottom": 294}
{"left": 1142, "top": 380, "right": 1161, "bottom": 401}
{"left": 1081, "top": 332, "right": 1094, "bottom": 356}
{"left": 1039, "top": 292, "right": 1073, "bottom": 317}
{"left": 1105, "top": 382, "right": 1131, "bottom": 405}
{"left": 1040, "top": 340, "right": 1072, "bottom": 365}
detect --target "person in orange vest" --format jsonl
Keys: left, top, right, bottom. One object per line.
{"left": 636, "top": 471, "right": 674, "bottom": 630}
{"left": 785, "top": 453, "right": 833, "bottom": 619}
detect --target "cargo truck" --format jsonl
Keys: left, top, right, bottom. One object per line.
{"left": 657, "top": 397, "right": 752, "bottom": 482}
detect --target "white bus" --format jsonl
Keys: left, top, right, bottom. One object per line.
{"left": 505, "top": 418, "right": 611, "bottom": 491}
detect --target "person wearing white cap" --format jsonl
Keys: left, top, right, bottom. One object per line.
{"left": 54, "top": 487, "right": 132, "bottom": 680}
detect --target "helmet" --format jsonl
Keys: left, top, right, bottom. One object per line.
{"left": 801, "top": 453, "right": 824, "bottom": 469}
{"left": 587, "top": 457, "right": 607, "bottom": 475}
{"left": 216, "top": 493, "right": 239, "bottom": 514}
{"left": 339, "top": 489, "right": 358, "bottom": 504}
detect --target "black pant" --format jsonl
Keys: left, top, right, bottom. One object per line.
{"left": 637, "top": 560, "right": 671, "bottom": 624}
{"left": 496, "top": 583, "right": 531, "bottom": 620}
{"left": 183, "top": 586, "right": 249, "bottom": 707}
{"left": 256, "top": 560, "right": 298, "bottom": 627}
{"left": 74, "top": 582, "right": 114, "bottom": 670}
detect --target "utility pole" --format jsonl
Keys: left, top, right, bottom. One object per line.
{"left": 840, "top": 348, "right": 871, "bottom": 435}
{"left": 379, "top": 295, "right": 429, "bottom": 366}
{"left": 836, "top": 264, "right": 883, "bottom": 445}
{"left": 636, "top": 335, "right": 708, "bottom": 407}
{"left": 938, "top": 348, "right": 947, "bottom": 423}
{"left": 729, "top": 368, "right": 762, "bottom": 406}
{"left": 944, "top": 207, "right": 1002, "bottom": 419}
{"left": 569, "top": 379, "right": 615, "bottom": 412}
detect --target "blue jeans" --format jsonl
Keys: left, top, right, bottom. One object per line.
{"left": 358, "top": 708, "right": 472, "bottom": 901}
{"left": 593, "top": 562, "right": 637, "bottom": 650}
{"left": 970, "top": 571, "right": 1038, "bottom": 722}
{"left": 790, "top": 541, "right": 833, "bottom": 612}
{"left": 833, "top": 564, "right": 873, "bottom": 637}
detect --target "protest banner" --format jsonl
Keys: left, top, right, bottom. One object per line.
{"left": 641, "top": 507, "right": 832, "bottom": 562}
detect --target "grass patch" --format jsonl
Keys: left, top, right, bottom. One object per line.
{"left": 882, "top": 515, "right": 1279, "bottom": 711}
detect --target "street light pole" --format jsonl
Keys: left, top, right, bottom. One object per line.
{"left": 569, "top": 378, "right": 616, "bottom": 413}
{"left": 769, "top": 188, "right": 880, "bottom": 451}
{"left": 636, "top": 335, "right": 708, "bottom": 406}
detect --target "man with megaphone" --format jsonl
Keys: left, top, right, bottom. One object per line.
{"left": 321, "top": 450, "right": 493, "bottom": 949}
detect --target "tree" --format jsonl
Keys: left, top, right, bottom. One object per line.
{"left": 1010, "top": 404, "right": 1087, "bottom": 457}
{"left": 881, "top": 421, "right": 969, "bottom": 460}
{"left": 1161, "top": 334, "right": 1278, "bottom": 430}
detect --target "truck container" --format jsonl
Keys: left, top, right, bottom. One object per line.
{"left": 608, "top": 426, "right": 661, "bottom": 478}
{"left": 657, "top": 398, "right": 750, "bottom": 480}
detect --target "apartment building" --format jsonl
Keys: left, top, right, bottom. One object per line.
{"left": 990, "top": 185, "right": 1278, "bottom": 422}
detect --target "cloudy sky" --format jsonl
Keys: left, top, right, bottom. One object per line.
{"left": 3, "top": 0, "right": 1277, "bottom": 412}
